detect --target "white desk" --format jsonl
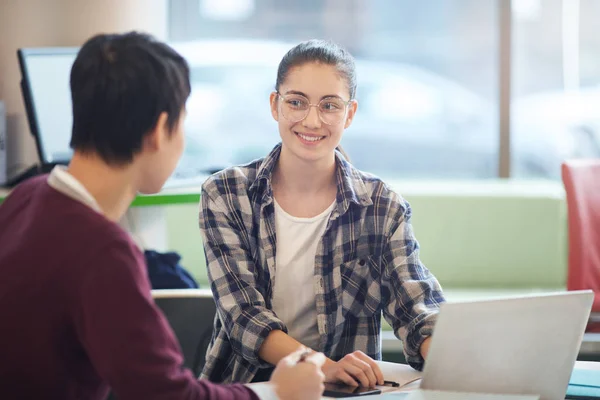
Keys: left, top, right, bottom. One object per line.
{"left": 319, "top": 360, "right": 599, "bottom": 399}
{"left": 576, "top": 360, "right": 600, "bottom": 370}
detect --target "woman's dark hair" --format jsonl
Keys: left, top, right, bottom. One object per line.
{"left": 69, "top": 31, "right": 190, "bottom": 165}
{"left": 275, "top": 39, "right": 357, "bottom": 100}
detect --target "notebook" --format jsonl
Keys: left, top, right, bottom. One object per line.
{"left": 566, "top": 368, "right": 600, "bottom": 399}
{"left": 379, "top": 389, "right": 539, "bottom": 399}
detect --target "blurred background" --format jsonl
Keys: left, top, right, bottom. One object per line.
{"left": 166, "top": 0, "right": 600, "bottom": 181}
{"left": 1, "top": 0, "right": 598, "bottom": 183}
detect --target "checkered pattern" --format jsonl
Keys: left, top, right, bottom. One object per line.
{"left": 199, "top": 144, "right": 445, "bottom": 383}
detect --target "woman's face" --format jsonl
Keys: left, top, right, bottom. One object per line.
{"left": 270, "top": 62, "right": 357, "bottom": 164}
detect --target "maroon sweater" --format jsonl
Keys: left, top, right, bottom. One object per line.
{"left": 0, "top": 177, "right": 258, "bottom": 400}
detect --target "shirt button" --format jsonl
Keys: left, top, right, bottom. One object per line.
{"left": 359, "top": 259, "right": 366, "bottom": 266}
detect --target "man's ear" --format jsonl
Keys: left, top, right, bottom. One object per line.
{"left": 344, "top": 100, "right": 358, "bottom": 129}
{"left": 144, "top": 112, "right": 169, "bottom": 151}
{"left": 270, "top": 92, "right": 280, "bottom": 121}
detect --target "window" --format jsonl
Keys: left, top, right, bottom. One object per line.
{"left": 511, "top": 0, "right": 600, "bottom": 179}
{"left": 169, "top": 0, "right": 499, "bottom": 179}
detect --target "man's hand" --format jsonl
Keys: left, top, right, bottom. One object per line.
{"left": 270, "top": 348, "right": 326, "bottom": 400}
{"left": 321, "top": 350, "right": 384, "bottom": 387}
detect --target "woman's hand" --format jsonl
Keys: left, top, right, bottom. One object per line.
{"left": 420, "top": 337, "right": 432, "bottom": 359}
{"left": 321, "top": 350, "right": 384, "bottom": 387}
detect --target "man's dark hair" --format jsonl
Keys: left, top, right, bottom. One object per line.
{"left": 69, "top": 31, "right": 191, "bottom": 165}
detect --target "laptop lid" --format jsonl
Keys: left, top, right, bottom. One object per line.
{"left": 420, "top": 290, "right": 594, "bottom": 400}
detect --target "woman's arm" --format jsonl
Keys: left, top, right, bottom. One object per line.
{"left": 200, "top": 184, "right": 287, "bottom": 367}
{"left": 258, "top": 330, "right": 306, "bottom": 365}
{"left": 380, "top": 196, "right": 445, "bottom": 371}
{"left": 259, "top": 331, "right": 383, "bottom": 387}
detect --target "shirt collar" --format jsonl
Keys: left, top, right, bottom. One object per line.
{"left": 249, "top": 143, "right": 373, "bottom": 213}
{"left": 333, "top": 152, "right": 373, "bottom": 215}
{"left": 47, "top": 166, "right": 103, "bottom": 214}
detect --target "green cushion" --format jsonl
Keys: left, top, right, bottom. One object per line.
{"left": 166, "top": 205, "right": 209, "bottom": 285}
{"left": 165, "top": 180, "right": 567, "bottom": 290}
{"left": 394, "top": 181, "right": 567, "bottom": 289}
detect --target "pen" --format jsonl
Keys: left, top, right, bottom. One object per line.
{"left": 297, "top": 349, "right": 313, "bottom": 363}
{"left": 383, "top": 380, "right": 400, "bottom": 387}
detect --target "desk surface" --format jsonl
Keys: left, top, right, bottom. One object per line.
{"left": 307, "top": 360, "right": 600, "bottom": 399}
{"left": 0, "top": 179, "right": 564, "bottom": 206}
{"left": 577, "top": 360, "right": 600, "bottom": 370}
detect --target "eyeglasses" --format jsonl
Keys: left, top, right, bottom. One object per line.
{"left": 277, "top": 92, "right": 352, "bottom": 126}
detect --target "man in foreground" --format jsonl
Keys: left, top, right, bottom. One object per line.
{"left": 0, "top": 32, "right": 324, "bottom": 400}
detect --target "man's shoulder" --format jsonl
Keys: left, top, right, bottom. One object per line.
{"left": 58, "top": 206, "right": 139, "bottom": 259}
{"left": 0, "top": 180, "right": 143, "bottom": 283}
{"left": 51, "top": 212, "right": 144, "bottom": 284}
{"left": 4, "top": 177, "right": 137, "bottom": 252}
{"left": 0, "top": 175, "right": 48, "bottom": 204}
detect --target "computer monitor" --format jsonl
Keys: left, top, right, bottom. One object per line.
{"left": 17, "top": 47, "right": 78, "bottom": 166}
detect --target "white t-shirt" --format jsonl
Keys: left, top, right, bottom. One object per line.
{"left": 271, "top": 198, "right": 336, "bottom": 351}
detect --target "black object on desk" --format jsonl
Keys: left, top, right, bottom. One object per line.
{"left": 3, "top": 162, "right": 62, "bottom": 188}
{"left": 322, "top": 383, "right": 381, "bottom": 398}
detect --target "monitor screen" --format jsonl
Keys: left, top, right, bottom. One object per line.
{"left": 18, "top": 49, "right": 77, "bottom": 164}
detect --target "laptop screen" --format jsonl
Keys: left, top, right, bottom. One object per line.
{"left": 18, "top": 49, "right": 77, "bottom": 165}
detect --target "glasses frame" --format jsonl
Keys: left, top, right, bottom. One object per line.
{"left": 276, "top": 91, "right": 353, "bottom": 126}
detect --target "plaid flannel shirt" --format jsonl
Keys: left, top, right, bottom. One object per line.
{"left": 199, "top": 144, "right": 445, "bottom": 383}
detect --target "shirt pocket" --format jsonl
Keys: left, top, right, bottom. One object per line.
{"left": 339, "top": 256, "right": 382, "bottom": 318}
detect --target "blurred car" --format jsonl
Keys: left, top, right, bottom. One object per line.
{"left": 169, "top": 39, "right": 599, "bottom": 181}
{"left": 168, "top": 39, "right": 286, "bottom": 179}
{"left": 511, "top": 87, "right": 600, "bottom": 179}
{"left": 345, "top": 60, "right": 497, "bottom": 178}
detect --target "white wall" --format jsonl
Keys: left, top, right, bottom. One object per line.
{"left": 0, "top": 0, "right": 168, "bottom": 179}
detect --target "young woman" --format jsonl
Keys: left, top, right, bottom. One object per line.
{"left": 199, "top": 39, "right": 445, "bottom": 387}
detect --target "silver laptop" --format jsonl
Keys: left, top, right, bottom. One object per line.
{"left": 420, "top": 290, "right": 594, "bottom": 400}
